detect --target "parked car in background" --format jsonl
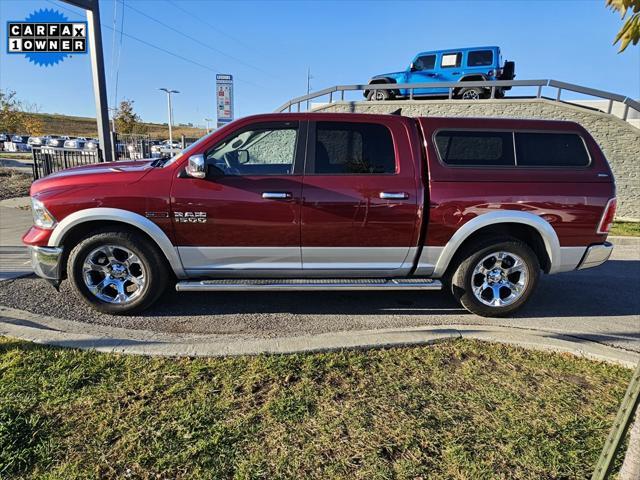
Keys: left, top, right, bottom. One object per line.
{"left": 0, "top": 133, "right": 8, "bottom": 151}
{"left": 46, "top": 135, "right": 69, "bottom": 147}
{"left": 64, "top": 137, "right": 87, "bottom": 149}
{"left": 24, "top": 113, "right": 615, "bottom": 317}
{"left": 28, "top": 136, "right": 47, "bottom": 147}
{"left": 151, "top": 139, "right": 182, "bottom": 158}
{"left": 84, "top": 138, "right": 99, "bottom": 151}
{"left": 4, "top": 135, "right": 31, "bottom": 152}
{"left": 365, "top": 46, "right": 515, "bottom": 100}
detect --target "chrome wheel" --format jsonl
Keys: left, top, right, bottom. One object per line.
{"left": 462, "top": 89, "right": 481, "bottom": 100}
{"left": 471, "top": 251, "right": 528, "bottom": 307}
{"left": 82, "top": 245, "right": 146, "bottom": 304}
{"left": 374, "top": 90, "right": 386, "bottom": 100}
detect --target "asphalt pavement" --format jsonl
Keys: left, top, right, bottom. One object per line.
{"left": 0, "top": 241, "right": 638, "bottom": 353}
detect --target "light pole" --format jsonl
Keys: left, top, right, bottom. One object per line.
{"left": 159, "top": 88, "right": 179, "bottom": 146}
{"left": 204, "top": 118, "right": 213, "bottom": 133}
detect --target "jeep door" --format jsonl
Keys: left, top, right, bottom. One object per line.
{"left": 408, "top": 53, "right": 448, "bottom": 96}
{"left": 437, "top": 51, "right": 463, "bottom": 84}
{"left": 300, "top": 116, "right": 423, "bottom": 276}
{"left": 170, "top": 120, "right": 305, "bottom": 276}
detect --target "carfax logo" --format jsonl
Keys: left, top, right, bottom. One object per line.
{"left": 7, "top": 8, "right": 87, "bottom": 66}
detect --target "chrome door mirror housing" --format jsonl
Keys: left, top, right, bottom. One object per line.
{"left": 185, "top": 154, "right": 206, "bottom": 179}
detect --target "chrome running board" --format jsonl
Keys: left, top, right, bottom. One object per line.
{"left": 175, "top": 278, "right": 442, "bottom": 292}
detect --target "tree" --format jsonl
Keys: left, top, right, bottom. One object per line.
{"left": 607, "top": 0, "right": 640, "bottom": 52}
{"left": 113, "top": 99, "right": 147, "bottom": 134}
{"left": 0, "top": 90, "right": 25, "bottom": 133}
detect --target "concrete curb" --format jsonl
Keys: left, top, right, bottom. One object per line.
{"left": 610, "top": 235, "right": 640, "bottom": 246}
{"left": 0, "top": 306, "right": 638, "bottom": 367}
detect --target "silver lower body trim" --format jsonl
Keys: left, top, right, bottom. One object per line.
{"left": 178, "top": 246, "right": 417, "bottom": 277}
{"left": 578, "top": 242, "right": 613, "bottom": 270}
{"left": 29, "top": 246, "right": 63, "bottom": 281}
{"left": 176, "top": 277, "right": 442, "bottom": 292}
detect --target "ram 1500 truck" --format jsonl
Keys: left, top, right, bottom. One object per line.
{"left": 23, "top": 113, "right": 616, "bottom": 317}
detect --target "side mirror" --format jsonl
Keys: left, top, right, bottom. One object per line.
{"left": 409, "top": 62, "right": 417, "bottom": 72}
{"left": 185, "top": 154, "right": 206, "bottom": 179}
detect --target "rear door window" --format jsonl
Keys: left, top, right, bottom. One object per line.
{"left": 311, "top": 122, "right": 396, "bottom": 174}
{"left": 434, "top": 130, "right": 515, "bottom": 166}
{"left": 467, "top": 50, "right": 493, "bottom": 67}
{"left": 441, "top": 52, "right": 462, "bottom": 68}
{"left": 515, "top": 132, "right": 590, "bottom": 167}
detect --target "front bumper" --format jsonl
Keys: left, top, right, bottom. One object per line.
{"left": 578, "top": 242, "right": 613, "bottom": 270}
{"left": 29, "top": 246, "right": 64, "bottom": 283}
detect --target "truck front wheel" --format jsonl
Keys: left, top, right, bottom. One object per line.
{"left": 449, "top": 238, "right": 540, "bottom": 317}
{"left": 67, "top": 229, "right": 169, "bottom": 314}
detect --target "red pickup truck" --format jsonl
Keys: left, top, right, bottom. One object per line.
{"left": 23, "top": 113, "right": 616, "bottom": 317}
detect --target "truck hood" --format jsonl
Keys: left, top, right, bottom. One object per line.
{"left": 30, "top": 160, "right": 154, "bottom": 196}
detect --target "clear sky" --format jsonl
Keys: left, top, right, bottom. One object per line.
{"left": 0, "top": 0, "right": 638, "bottom": 128}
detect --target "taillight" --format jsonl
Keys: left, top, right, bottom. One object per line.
{"left": 597, "top": 198, "right": 617, "bottom": 234}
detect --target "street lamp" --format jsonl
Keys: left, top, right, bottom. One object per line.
{"left": 204, "top": 117, "right": 213, "bottom": 133}
{"left": 159, "top": 88, "right": 179, "bottom": 147}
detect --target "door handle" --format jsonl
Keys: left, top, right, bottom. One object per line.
{"left": 262, "top": 192, "right": 292, "bottom": 200}
{"left": 379, "top": 192, "right": 409, "bottom": 200}
{"left": 452, "top": 71, "right": 460, "bottom": 75}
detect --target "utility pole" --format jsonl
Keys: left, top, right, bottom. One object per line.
{"left": 62, "top": 0, "right": 113, "bottom": 162}
{"left": 159, "top": 88, "right": 179, "bottom": 146}
{"left": 306, "top": 67, "right": 313, "bottom": 110}
{"left": 204, "top": 118, "right": 213, "bottom": 133}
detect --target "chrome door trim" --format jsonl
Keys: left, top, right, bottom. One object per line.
{"left": 379, "top": 192, "right": 409, "bottom": 200}
{"left": 262, "top": 192, "right": 292, "bottom": 199}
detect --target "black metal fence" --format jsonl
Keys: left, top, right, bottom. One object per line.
{"left": 32, "top": 147, "right": 103, "bottom": 180}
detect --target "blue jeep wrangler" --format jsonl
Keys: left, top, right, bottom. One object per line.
{"left": 365, "top": 46, "right": 515, "bottom": 100}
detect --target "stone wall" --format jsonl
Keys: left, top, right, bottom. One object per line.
{"left": 314, "top": 99, "right": 640, "bottom": 220}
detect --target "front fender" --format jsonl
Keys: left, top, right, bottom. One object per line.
{"left": 48, "top": 207, "right": 187, "bottom": 279}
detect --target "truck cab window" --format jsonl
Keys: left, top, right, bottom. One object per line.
{"left": 312, "top": 122, "right": 396, "bottom": 174}
{"left": 206, "top": 126, "right": 297, "bottom": 175}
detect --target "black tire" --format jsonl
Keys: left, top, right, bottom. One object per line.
{"left": 458, "top": 87, "right": 486, "bottom": 100}
{"left": 449, "top": 237, "right": 540, "bottom": 317}
{"left": 67, "top": 228, "right": 169, "bottom": 314}
{"left": 366, "top": 87, "right": 392, "bottom": 101}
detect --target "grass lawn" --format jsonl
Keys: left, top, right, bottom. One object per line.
{"left": 0, "top": 168, "right": 32, "bottom": 200}
{"left": 0, "top": 152, "right": 32, "bottom": 161}
{"left": 611, "top": 221, "right": 640, "bottom": 237}
{"left": 0, "top": 338, "right": 631, "bottom": 479}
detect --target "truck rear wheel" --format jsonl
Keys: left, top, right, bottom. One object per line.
{"left": 449, "top": 237, "right": 540, "bottom": 317}
{"left": 67, "top": 229, "right": 169, "bottom": 314}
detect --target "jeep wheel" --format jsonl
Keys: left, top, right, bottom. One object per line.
{"left": 449, "top": 238, "right": 540, "bottom": 317}
{"left": 67, "top": 229, "right": 169, "bottom": 314}
{"left": 459, "top": 87, "right": 485, "bottom": 100}
{"left": 366, "top": 88, "right": 392, "bottom": 101}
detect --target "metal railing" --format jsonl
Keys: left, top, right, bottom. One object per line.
{"left": 32, "top": 147, "right": 103, "bottom": 180}
{"left": 275, "top": 79, "right": 640, "bottom": 121}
